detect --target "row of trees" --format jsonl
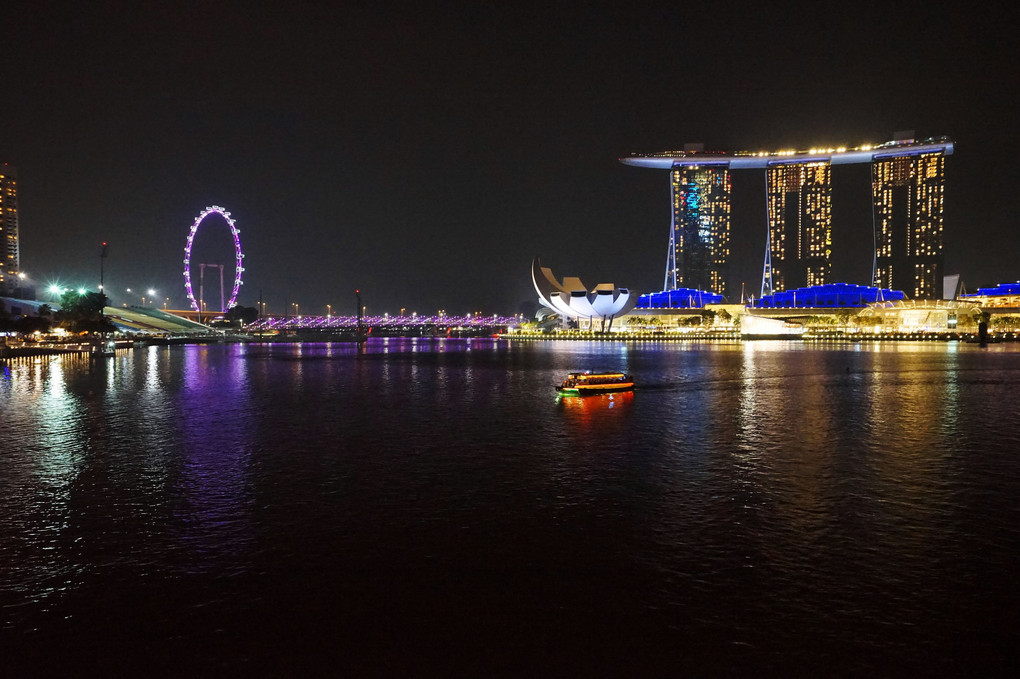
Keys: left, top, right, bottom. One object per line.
{"left": 0, "top": 291, "right": 115, "bottom": 335}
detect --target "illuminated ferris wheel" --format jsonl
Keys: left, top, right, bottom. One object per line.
{"left": 183, "top": 206, "right": 245, "bottom": 313}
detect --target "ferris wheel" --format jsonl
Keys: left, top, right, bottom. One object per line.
{"left": 183, "top": 206, "right": 245, "bottom": 313}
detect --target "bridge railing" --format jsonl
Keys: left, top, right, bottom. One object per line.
{"left": 246, "top": 314, "right": 519, "bottom": 331}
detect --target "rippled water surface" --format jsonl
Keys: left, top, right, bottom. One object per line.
{"left": 2, "top": 339, "right": 1019, "bottom": 676}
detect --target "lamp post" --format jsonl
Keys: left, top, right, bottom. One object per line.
{"left": 99, "top": 243, "right": 107, "bottom": 292}
{"left": 355, "top": 289, "right": 365, "bottom": 345}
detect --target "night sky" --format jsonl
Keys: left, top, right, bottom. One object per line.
{"left": 1, "top": 2, "right": 1015, "bottom": 315}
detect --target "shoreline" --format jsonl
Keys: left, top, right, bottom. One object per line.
{"left": 5, "top": 331, "right": 1018, "bottom": 359}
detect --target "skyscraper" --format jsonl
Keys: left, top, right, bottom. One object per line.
{"left": 622, "top": 136, "right": 952, "bottom": 301}
{"left": 872, "top": 151, "right": 946, "bottom": 298}
{"left": 0, "top": 164, "right": 19, "bottom": 296}
{"left": 665, "top": 164, "right": 731, "bottom": 295}
{"left": 765, "top": 162, "right": 832, "bottom": 292}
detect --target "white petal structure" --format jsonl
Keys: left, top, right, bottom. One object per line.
{"left": 532, "top": 258, "right": 636, "bottom": 328}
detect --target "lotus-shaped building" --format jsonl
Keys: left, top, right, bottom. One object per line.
{"left": 532, "top": 258, "right": 636, "bottom": 331}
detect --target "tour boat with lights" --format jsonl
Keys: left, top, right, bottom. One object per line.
{"left": 556, "top": 371, "right": 634, "bottom": 396}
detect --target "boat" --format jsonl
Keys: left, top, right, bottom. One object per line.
{"left": 90, "top": 337, "right": 117, "bottom": 358}
{"left": 557, "top": 371, "right": 634, "bottom": 396}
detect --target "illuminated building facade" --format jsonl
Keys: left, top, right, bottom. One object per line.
{"left": 754, "top": 282, "right": 903, "bottom": 308}
{"left": 532, "top": 258, "right": 636, "bottom": 330}
{"left": 0, "top": 164, "right": 19, "bottom": 296}
{"left": 635, "top": 287, "right": 724, "bottom": 309}
{"left": 872, "top": 151, "right": 946, "bottom": 299}
{"left": 665, "top": 164, "right": 731, "bottom": 296}
{"left": 959, "top": 282, "right": 1020, "bottom": 307}
{"left": 622, "top": 137, "right": 953, "bottom": 302}
{"left": 766, "top": 162, "right": 832, "bottom": 292}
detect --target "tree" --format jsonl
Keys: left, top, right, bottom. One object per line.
{"left": 0, "top": 299, "right": 12, "bottom": 333}
{"left": 225, "top": 305, "right": 259, "bottom": 325}
{"left": 56, "top": 290, "right": 114, "bottom": 333}
{"left": 59, "top": 290, "right": 106, "bottom": 316}
{"left": 14, "top": 315, "right": 51, "bottom": 335}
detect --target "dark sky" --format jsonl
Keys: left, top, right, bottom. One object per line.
{"left": 1, "top": 2, "right": 1015, "bottom": 315}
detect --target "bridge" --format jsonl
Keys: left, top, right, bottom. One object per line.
{"left": 246, "top": 313, "right": 520, "bottom": 335}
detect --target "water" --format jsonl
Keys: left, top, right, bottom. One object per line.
{"left": 2, "top": 339, "right": 1018, "bottom": 676}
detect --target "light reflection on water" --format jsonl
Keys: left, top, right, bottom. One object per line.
{"left": 2, "top": 339, "right": 1020, "bottom": 674}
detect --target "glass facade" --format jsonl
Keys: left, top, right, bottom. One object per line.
{"left": 0, "top": 164, "right": 18, "bottom": 296}
{"left": 665, "top": 165, "right": 731, "bottom": 296}
{"left": 872, "top": 152, "right": 945, "bottom": 299}
{"left": 766, "top": 162, "right": 832, "bottom": 292}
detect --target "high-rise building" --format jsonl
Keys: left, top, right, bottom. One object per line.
{"left": 0, "top": 163, "right": 19, "bottom": 296}
{"left": 665, "top": 164, "right": 731, "bottom": 295}
{"left": 765, "top": 162, "right": 832, "bottom": 292}
{"left": 621, "top": 136, "right": 952, "bottom": 301}
{"left": 872, "top": 151, "right": 946, "bottom": 299}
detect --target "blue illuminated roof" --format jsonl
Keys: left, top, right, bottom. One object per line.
{"left": 754, "top": 283, "right": 905, "bottom": 309}
{"left": 621, "top": 138, "right": 954, "bottom": 170}
{"left": 960, "top": 282, "right": 1020, "bottom": 297}
{"left": 635, "top": 288, "right": 724, "bottom": 309}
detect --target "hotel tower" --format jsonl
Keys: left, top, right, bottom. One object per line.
{"left": 621, "top": 136, "right": 952, "bottom": 300}
{"left": 872, "top": 151, "right": 947, "bottom": 298}
{"left": 665, "top": 164, "right": 731, "bottom": 295}
{"left": 765, "top": 162, "right": 832, "bottom": 293}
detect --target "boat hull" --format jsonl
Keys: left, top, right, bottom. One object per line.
{"left": 557, "top": 382, "right": 634, "bottom": 396}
